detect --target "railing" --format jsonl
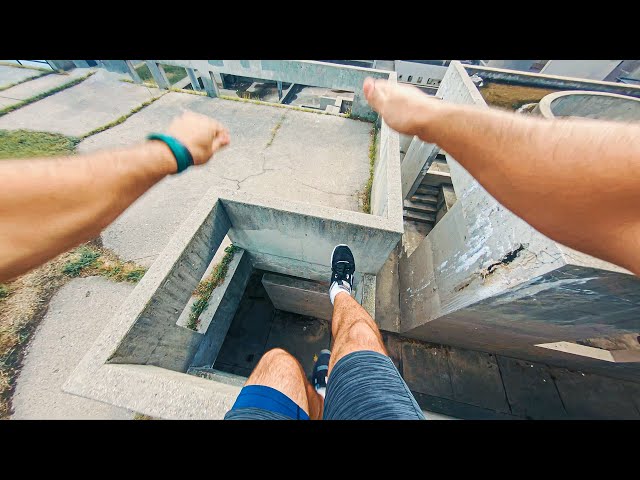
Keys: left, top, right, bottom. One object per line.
{"left": 13, "top": 60, "right": 53, "bottom": 70}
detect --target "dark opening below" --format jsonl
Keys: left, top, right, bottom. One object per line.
{"left": 213, "top": 270, "right": 331, "bottom": 379}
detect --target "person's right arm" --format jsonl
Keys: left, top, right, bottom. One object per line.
{"left": 364, "top": 78, "right": 640, "bottom": 275}
{"left": 0, "top": 112, "right": 229, "bottom": 282}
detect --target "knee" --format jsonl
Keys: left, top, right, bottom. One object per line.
{"left": 345, "top": 322, "right": 383, "bottom": 350}
{"left": 259, "top": 348, "right": 299, "bottom": 370}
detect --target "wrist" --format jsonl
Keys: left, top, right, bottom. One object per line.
{"left": 145, "top": 141, "right": 178, "bottom": 175}
{"left": 416, "top": 101, "right": 459, "bottom": 144}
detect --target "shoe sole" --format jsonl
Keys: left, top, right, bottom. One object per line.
{"left": 330, "top": 244, "right": 355, "bottom": 288}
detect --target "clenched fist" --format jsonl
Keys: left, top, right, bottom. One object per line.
{"left": 165, "top": 111, "right": 231, "bottom": 165}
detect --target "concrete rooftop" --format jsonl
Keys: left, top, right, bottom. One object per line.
{"left": 77, "top": 90, "right": 372, "bottom": 267}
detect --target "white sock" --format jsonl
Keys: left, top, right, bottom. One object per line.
{"left": 330, "top": 281, "right": 351, "bottom": 305}
{"left": 315, "top": 385, "right": 326, "bottom": 399}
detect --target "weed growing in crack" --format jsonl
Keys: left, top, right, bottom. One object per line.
{"left": 187, "top": 245, "right": 238, "bottom": 331}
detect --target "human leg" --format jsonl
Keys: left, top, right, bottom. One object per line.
{"left": 323, "top": 244, "right": 425, "bottom": 420}
{"left": 328, "top": 291, "right": 387, "bottom": 374}
{"left": 224, "top": 348, "right": 324, "bottom": 420}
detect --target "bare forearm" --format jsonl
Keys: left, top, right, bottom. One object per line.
{"left": 0, "top": 142, "right": 176, "bottom": 281}
{"left": 421, "top": 105, "right": 640, "bottom": 273}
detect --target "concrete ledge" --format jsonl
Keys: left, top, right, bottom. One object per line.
{"left": 371, "top": 72, "right": 403, "bottom": 222}
{"left": 176, "top": 248, "right": 247, "bottom": 333}
{"left": 65, "top": 173, "right": 403, "bottom": 416}
{"left": 262, "top": 273, "right": 333, "bottom": 321}
{"left": 66, "top": 363, "right": 240, "bottom": 419}
{"left": 399, "top": 62, "right": 640, "bottom": 377}
{"left": 221, "top": 188, "right": 403, "bottom": 282}
{"left": 533, "top": 90, "right": 640, "bottom": 121}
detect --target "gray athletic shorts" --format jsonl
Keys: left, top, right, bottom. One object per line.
{"left": 224, "top": 350, "right": 426, "bottom": 420}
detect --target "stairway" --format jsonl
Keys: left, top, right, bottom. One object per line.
{"left": 403, "top": 153, "right": 457, "bottom": 227}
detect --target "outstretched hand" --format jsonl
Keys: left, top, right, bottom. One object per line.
{"left": 363, "top": 77, "right": 445, "bottom": 141}
{"left": 166, "top": 111, "right": 230, "bottom": 165}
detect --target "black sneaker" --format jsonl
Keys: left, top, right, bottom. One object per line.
{"left": 329, "top": 244, "right": 355, "bottom": 302}
{"left": 312, "top": 349, "right": 331, "bottom": 398}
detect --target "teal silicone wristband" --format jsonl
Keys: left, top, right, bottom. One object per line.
{"left": 146, "top": 133, "right": 194, "bottom": 173}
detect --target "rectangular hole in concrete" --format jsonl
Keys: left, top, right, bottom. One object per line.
{"left": 209, "top": 270, "right": 332, "bottom": 379}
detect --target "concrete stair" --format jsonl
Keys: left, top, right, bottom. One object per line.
{"left": 415, "top": 185, "right": 440, "bottom": 196}
{"left": 403, "top": 210, "right": 436, "bottom": 223}
{"left": 411, "top": 193, "right": 438, "bottom": 204}
{"left": 404, "top": 199, "right": 437, "bottom": 214}
{"left": 403, "top": 155, "right": 456, "bottom": 226}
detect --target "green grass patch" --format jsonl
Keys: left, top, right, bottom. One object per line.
{"left": 80, "top": 93, "right": 166, "bottom": 139}
{"left": 135, "top": 63, "right": 187, "bottom": 86}
{"left": 0, "top": 284, "right": 8, "bottom": 300}
{"left": 0, "top": 71, "right": 51, "bottom": 93}
{"left": 361, "top": 125, "right": 378, "bottom": 214}
{"left": 62, "top": 247, "right": 100, "bottom": 277}
{"left": 187, "top": 245, "right": 238, "bottom": 331}
{"left": 266, "top": 113, "right": 287, "bottom": 147}
{"left": 0, "top": 129, "right": 79, "bottom": 159}
{"left": 62, "top": 245, "right": 147, "bottom": 283}
{"left": 0, "top": 71, "right": 95, "bottom": 118}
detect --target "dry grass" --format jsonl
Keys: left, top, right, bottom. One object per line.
{"left": 0, "top": 241, "right": 146, "bottom": 418}
{"left": 266, "top": 113, "right": 287, "bottom": 147}
{"left": 478, "top": 82, "right": 559, "bottom": 111}
{"left": 133, "top": 413, "right": 156, "bottom": 420}
{"left": 360, "top": 125, "right": 378, "bottom": 214}
{"left": 61, "top": 245, "right": 147, "bottom": 283}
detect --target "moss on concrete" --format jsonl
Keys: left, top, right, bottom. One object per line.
{"left": 0, "top": 129, "right": 79, "bottom": 159}
{"left": 187, "top": 245, "right": 238, "bottom": 331}
{"left": 361, "top": 125, "right": 378, "bottom": 214}
{"left": 62, "top": 245, "right": 147, "bottom": 283}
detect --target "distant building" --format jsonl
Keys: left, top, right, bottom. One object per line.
{"left": 485, "top": 60, "right": 640, "bottom": 84}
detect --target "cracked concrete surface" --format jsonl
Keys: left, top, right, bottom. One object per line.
{"left": 78, "top": 91, "right": 371, "bottom": 266}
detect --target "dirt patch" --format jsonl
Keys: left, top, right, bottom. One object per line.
{"left": 479, "top": 82, "right": 559, "bottom": 111}
{"left": 0, "top": 239, "right": 145, "bottom": 418}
